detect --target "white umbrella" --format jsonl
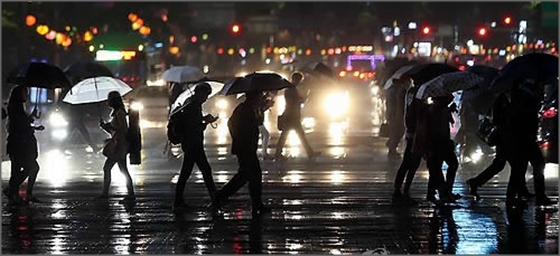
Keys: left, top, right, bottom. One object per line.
{"left": 162, "top": 65, "right": 206, "bottom": 83}
{"left": 415, "top": 71, "right": 484, "bottom": 100}
{"left": 62, "top": 76, "right": 132, "bottom": 104}
{"left": 170, "top": 81, "right": 225, "bottom": 112}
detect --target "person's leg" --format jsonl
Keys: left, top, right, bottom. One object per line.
{"left": 24, "top": 159, "right": 40, "bottom": 200}
{"left": 506, "top": 156, "right": 527, "bottom": 203}
{"left": 245, "top": 154, "right": 263, "bottom": 207}
{"left": 443, "top": 141, "right": 459, "bottom": 194}
{"left": 215, "top": 156, "right": 249, "bottom": 201}
{"left": 274, "top": 129, "right": 289, "bottom": 158}
{"left": 387, "top": 123, "right": 405, "bottom": 155}
{"left": 259, "top": 125, "right": 270, "bottom": 156}
{"left": 7, "top": 155, "right": 28, "bottom": 200}
{"left": 194, "top": 147, "right": 217, "bottom": 196}
{"left": 402, "top": 153, "right": 422, "bottom": 195}
{"left": 294, "top": 124, "right": 314, "bottom": 158}
{"left": 175, "top": 146, "right": 196, "bottom": 203}
{"left": 527, "top": 141, "right": 549, "bottom": 203}
{"left": 101, "top": 158, "right": 118, "bottom": 196}
{"left": 116, "top": 159, "right": 135, "bottom": 197}
{"left": 394, "top": 138, "right": 412, "bottom": 193}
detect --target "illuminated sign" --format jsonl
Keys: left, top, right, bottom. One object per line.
{"left": 347, "top": 54, "right": 385, "bottom": 70}
{"left": 348, "top": 45, "right": 374, "bottom": 52}
{"left": 95, "top": 50, "right": 137, "bottom": 61}
{"left": 417, "top": 42, "right": 432, "bottom": 57}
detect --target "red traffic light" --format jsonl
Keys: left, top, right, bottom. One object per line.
{"left": 504, "top": 17, "right": 512, "bottom": 25}
{"left": 478, "top": 27, "right": 487, "bottom": 36}
{"left": 231, "top": 23, "right": 241, "bottom": 35}
{"left": 422, "top": 26, "right": 430, "bottom": 35}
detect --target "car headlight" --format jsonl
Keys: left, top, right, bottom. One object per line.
{"left": 324, "top": 91, "right": 350, "bottom": 118}
{"left": 49, "top": 112, "right": 68, "bottom": 127}
{"left": 130, "top": 101, "right": 144, "bottom": 111}
{"left": 216, "top": 98, "right": 228, "bottom": 110}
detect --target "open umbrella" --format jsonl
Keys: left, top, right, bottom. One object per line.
{"left": 162, "top": 65, "right": 206, "bottom": 83}
{"left": 491, "top": 53, "right": 559, "bottom": 92}
{"left": 220, "top": 72, "right": 294, "bottom": 95}
{"left": 300, "top": 61, "right": 336, "bottom": 79}
{"left": 383, "top": 65, "right": 417, "bottom": 89}
{"left": 170, "top": 81, "right": 225, "bottom": 112}
{"left": 402, "top": 63, "right": 460, "bottom": 86}
{"left": 415, "top": 71, "right": 484, "bottom": 100}
{"left": 64, "top": 61, "right": 114, "bottom": 83}
{"left": 62, "top": 76, "right": 132, "bottom": 105}
{"left": 7, "top": 62, "right": 71, "bottom": 89}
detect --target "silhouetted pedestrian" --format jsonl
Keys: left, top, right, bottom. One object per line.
{"left": 259, "top": 92, "right": 275, "bottom": 159}
{"left": 274, "top": 72, "right": 319, "bottom": 160}
{"left": 385, "top": 77, "right": 411, "bottom": 158}
{"left": 63, "top": 104, "right": 96, "bottom": 150}
{"left": 3, "top": 85, "right": 45, "bottom": 205}
{"left": 173, "top": 83, "right": 218, "bottom": 210}
{"left": 99, "top": 91, "right": 135, "bottom": 200}
{"left": 213, "top": 91, "right": 271, "bottom": 217}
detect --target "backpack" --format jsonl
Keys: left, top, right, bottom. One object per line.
{"left": 167, "top": 110, "right": 184, "bottom": 145}
{"left": 127, "top": 108, "right": 142, "bottom": 164}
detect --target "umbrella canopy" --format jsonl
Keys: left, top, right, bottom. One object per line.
{"left": 64, "top": 61, "right": 114, "bottom": 82}
{"left": 379, "top": 58, "right": 421, "bottom": 88}
{"left": 383, "top": 65, "right": 417, "bottom": 89}
{"left": 171, "top": 81, "right": 225, "bottom": 112}
{"left": 7, "top": 62, "right": 71, "bottom": 89}
{"left": 415, "top": 71, "right": 484, "bottom": 100}
{"left": 220, "top": 72, "right": 295, "bottom": 95}
{"left": 492, "top": 53, "right": 559, "bottom": 92}
{"left": 162, "top": 66, "right": 206, "bottom": 83}
{"left": 402, "top": 63, "right": 460, "bottom": 86}
{"left": 300, "top": 61, "right": 336, "bottom": 79}
{"left": 466, "top": 65, "right": 499, "bottom": 81}
{"left": 62, "top": 76, "right": 132, "bottom": 104}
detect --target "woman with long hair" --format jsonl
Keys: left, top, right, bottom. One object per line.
{"left": 99, "top": 91, "right": 135, "bottom": 200}
{"left": 3, "top": 85, "right": 45, "bottom": 205}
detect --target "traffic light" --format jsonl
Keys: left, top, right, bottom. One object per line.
{"left": 504, "top": 16, "right": 512, "bottom": 25}
{"left": 231, "top": 23, "right": 241, "bottom": 35}
{"left": 478, "top": 27, "right": 487, "bottom": 36}
{"left": 422, "top": 26, "right": 430, "bottom": 35}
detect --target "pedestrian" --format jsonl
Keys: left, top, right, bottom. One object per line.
{"left": 99, "top": 91, "right": 135, "bottom": 200}
{"left": 385, "top": 77, "right": 411, "bottom": 158}
{"left": 392, "top": 82, "right": 422, "bottom": 201}
{"left": 3, "top": 85, "right": 45, "bottom": 205}
{"left": 274, "top": 72, "right": 319, "bottom": 160}
{"left": 466, "top": 92, "right": 533, "bottom": 200}
{"left": 502, "top": 79, "right": 552, "bottom": 207}
{"left": 213, "top": 91, "right": 271, "bottom": 217}
{"left": 423, "top": 94, "right": 459, "bottom": 204}
{"left": 173, "top": 83, "right": 219, "bottom": 210}
{"left": 63, "top": 103, "right": 97, "bottom": 150}
{"left": 259, "top": 92, "right": 275, "bottom": 160}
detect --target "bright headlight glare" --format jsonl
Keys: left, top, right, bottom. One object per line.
{"left": 51, "top": 129, "right": 67, "bottom": 140}
{"left": 130, "top": 102, "right": 144, "bottom": 111}
{"left": 324, "top": 92, "right": 349, "bottom": 117}
{"left": 216, "top": 98, "right": 228, "bottom": 110}
{"left": 49, "top": 112, "right": 68, "bottom": 127}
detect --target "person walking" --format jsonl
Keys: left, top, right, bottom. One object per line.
{"left": 3, "top": 85, "right": 45, "bottom": 205}
{"left": 213, "top": 91, "right": 271, "bottom": 217}
{"left": 63, "top": 104, "right": 97, "bottom": 150}
{"left": 259, "top": 92, "right": 275, "bottom": 160}
{"left": 173, "top": 83, "right": 219, "bottom": 210}
{"left": 274, "top": 72, "right": 319, "bottom": 160}
{"left": 385, "top": 78, "right": 411, "bottom": 158}
{"left": 99, "top": 91, "right": 135, "bottom": 200}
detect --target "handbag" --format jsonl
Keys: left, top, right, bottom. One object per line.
{"left": 477, "top": 116, "right": 500, "bottom": 146}
{"left": 379, "top": 122, "right": 390, "bottom": 138}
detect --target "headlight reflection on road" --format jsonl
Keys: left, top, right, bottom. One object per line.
{"left": 330, "top": 170, "right": 346, "bottom": 185}
{"left": 328, "top": 122, "right": 347, "bottom": 158}
{"left": 282, "top": 170, "right": 303, "bottom": 184}
{"left": 544, "top": 163, "right": 558, "bottom": 179}
{"left": 41, "top": 149, "right": 69, "bottom": 188}
{"left": 286, "top": 131, "right": 302, "bottom": 157}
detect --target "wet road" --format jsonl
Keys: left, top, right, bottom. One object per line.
{"left": 2, "top": 89, "right": 558, "bottom": 254}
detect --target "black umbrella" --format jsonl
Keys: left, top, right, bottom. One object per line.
{"left": 7, "top": 62, "right": 71, "bottom": 89}
{"left": 466, "top": 65, "right": 499, "bottom": 81}
{"left": 220, "top": 72, "right": 294, "bottom": 95}
{"left": 64, "top": 61, "right": 114, "bottom": 83}
{"left": 301, "top": 61, "right": 336, "bottom": 79}
{"left": 492, "top": 53, "right": 559, "bottom": 92}
{"left": 402, "top": 63, "right": 460, "bottom": 86}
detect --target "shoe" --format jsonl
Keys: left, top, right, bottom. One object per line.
{"left": 123, "top": 195, "right": 136, "bottom": 201}
{"left": 426, "top": 194, "right": 438, "bottom": 204}
{"left": 252, "top": 204, "right": 272, "bottom": 218}
{"left": 536, "top": 196, "right": 554, "bottom": 206}
{"left": 466, "top": 179, "right": 479, "bottom": 199}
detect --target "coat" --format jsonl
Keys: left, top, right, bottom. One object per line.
{"left": 6, "top": 103, "right": 38, "bottom": 159}
{"left": 102, "top": 108, "right": 129, "bottom": 160}
{"left": 228, "top": 102, "right": 261, "bottom": 156}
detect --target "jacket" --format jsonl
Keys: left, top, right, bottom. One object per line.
{"left": 102, "top": 108, "right": 129, "bottom": 159}
{"left": 6, "top": 103, "right": 38, "bottom": 159}
{"left": 228, "top": 102, "right": 260, "bottom": 156}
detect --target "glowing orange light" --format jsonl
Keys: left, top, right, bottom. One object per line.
{"left": 25, "top": 15, "right": 36, "bottom": 26}
{"left": 45, "top": 30, "right": 56, "bottom": 40}
{"left": 128, "top": 13, "right": 138, "bottom": 22}
{"left": 139, "top": 26, "right": 151, "bottom": 36}
{"left": 36, "top": 25, "right": 49, "bottom": 35}
{"left": 169, "top": 46, "right": 180, "bottom": 55}
{"left": 83, "top": 31, "right": 93, "bottom": 42}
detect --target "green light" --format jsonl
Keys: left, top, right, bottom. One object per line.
{"left": 202, "top": 34, "right": 209, "bottom": 40}
{"left": 249, "top": 48, "right": 255, "bottom": 54}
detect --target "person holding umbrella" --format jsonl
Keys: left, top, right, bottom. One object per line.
{"left": 172, "top": 83, "right": 219, "bottom": 211}
{"left": 212, "top": 91, "right": 271, "bottom": 217}
{"left": 3, "top": 85, "right": 45, "bottom": 205}
{"left": 274, "top": 72, "right": 320, "bottom": 161}
{"left": 99, "top": 91, "right": 135, "bottom": 200}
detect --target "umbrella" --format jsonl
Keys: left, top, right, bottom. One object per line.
{"left": 64, "top": 61, "right": 114, "bottom": 82}
{"left": 383, "top": 65, "right": 417, "bottom": 89}
{"left": 402, "top": 63, "right": 460, "bottom": 86}
{"left": 415, "top": 71, "right": 484, "bottom": 100}
{"left": 466, "top": 65, "right": 499, "bottom": 81}
{"left": 220, "top": 72, "right": 295, "bottom": 95}
{"left": 162, "top": 65, "right": 206, "bottom": 83}
{"left": 7, "top": 62, "right": 71, "bottom": 89}
{"left": 379, "top": 58, "right": 421, "bottom": 88}
{"left": 170, "top": 81, "right": 225, "bottom": 112}
{"left": 62, "top": 76, "right": 132, "bottom": 105}
{"left": 300, "top": 61, "right": 336, "bottom": 79}
{"left": 492, "top": 53, "right": 559, "bottom": 92}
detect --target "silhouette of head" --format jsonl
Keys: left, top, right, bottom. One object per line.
{"left": 245, "top": 91, "right": 263, "bottom": 106}
{"left": 107, "top": 91, "right": 125, "bottom": 110}
{"left": 9, "top": 85, "right": 28, "bottom": 105}
{"left": 291, "top": 72, "right": 304, "bottom": 85}
{"left": 194, "top": 82, "right": 212, "bottom": 103}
